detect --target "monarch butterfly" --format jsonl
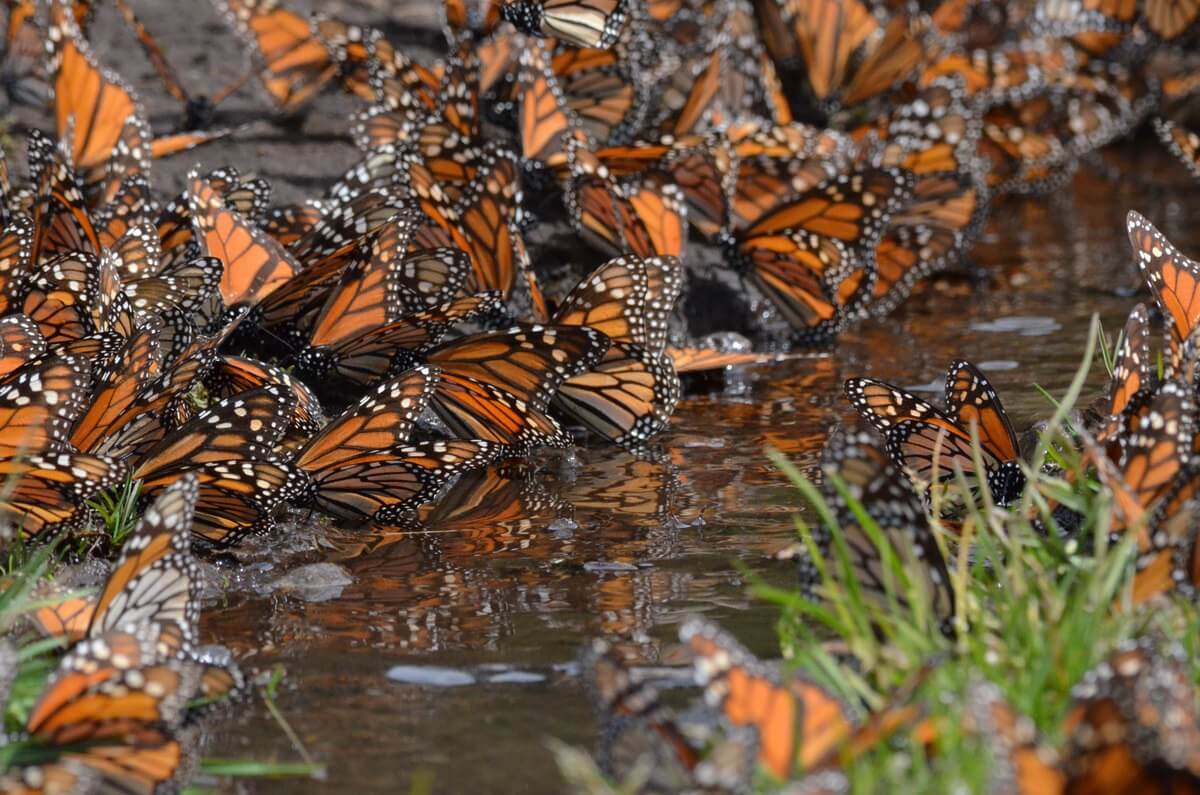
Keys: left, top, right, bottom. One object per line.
{"left": 200, "top": 354, "right": 323, "bottom": 451}
{"left": 1091, "top": 380, "right": 1194, "bottom": 543}
{"left": 0, "top": 313, "right": 44, "bottom": 375}
{"left": 124, "top": 386, "right": 302, "bottom": 546}
{"left": 1140, "top": 0, "right": 1200, "bottom": 39}
{"left": 44, "top": 0, "right": 151, "bottom": 206}
{"left": 68, "top": 327, "right": 210, "bottom": 458}
{"left": 428, "top": 323, "right": 609, "bottom": 417}
{"left": 501, "top": 0, "right": 629, "bottom": 49}
{"left": 846, "top": 360, "right": 1026, "bottom": 506}
{"left": 789, "top": 1, "right": 927, "bottom": 112}
{"left": 725, "top": 119, "right": 855, "bottom": 230}
{"left": 0, "top": 216, "right": 33, "bottom": 318}
{"left": 187, "top": 171, "right": 300, "bottom": 308}
{"left": 869, "top": 169, "right": 988, "bottom": 317}
{"left": 213, "top": 0, "right": 337, "bottom": 113}
{"left": 1062, "top": 640, "right": 1200, "bottom": 791}
{"left": 516, "top": 43, "right": 735, "bottom": 237}
{"left": 141, "top": 459, "right": 300, "bottom": 547}
{"left": 156, "top": 165, "right": 270, "bottom": 273}
{"left": 975, "top": 95, "right": 1076, "bottom": 195}
{"left": 13, "top": 621, "right": 238, "bottom": 794}
{"left": 22, "top": 250, "right": 136, "bottom": 345}
{"left": 262, "top": 201, "right": 323, "bottom": 246}
{"left": 407, "top": 149, "right": 533, "bottom": 300}
{"left": 1097, "top": 303, "right": 1154, "bottom": 443}
{"left": 650, "top": 45, "right": 723, "bottom": 138}
{"left": 868, "top": 77, "right": 981, "bottom": 174}
{"left": 0, "top": 452, "right": 127, "bottom": 539}
{"left": 422, "top": 328, "right": 607, "bottom": 452}
{"left": 726, "top": 167, "right": 913, "bottom": 338}
{"left": 108, "top": 0, "right": 249, "bottom": 136}
{"left": 1128, "top": 211, "right": 1200, "bottom": 370}
{"left": 550, "top": 255, "right": 683, "bottom": 445}
{"left": 27, "top": 130, "right": 103, "bottom": 261}
{"left": 339, "top": 25, "right": 442, "bottom": 114}
{"left": 801, "top": 430, "right": 954, "bottom": 625}
{"left": 680, "top": 617, "right": 857, "bottom": 779}
{"left": 0, "top": 355, "right": 91, "bottom": 456}
{"left": 263, "top": 214, "right": 473, "bottom": 351}
{"left": 1033, "top": 0, "right": 1136, "bottom": 37}
{"left": 286, "top": 366, "right": 495, "bottom": 519}
{"left": 920, "top": 39, "right": 1077, "bottom": 105}
{"left": 352, "top": 68, "right": 487, "bottom": 187}
{"left": 720, "top": 3, "right": 792, "bottom": 126}
{"left": 548, "top": 40, "right": 649, "bottom": 146}
{"left": 30, "top": 475, "right": 201, "bottom": 653}
{"left": 1155, "top": 118, "right": 1200, "bottom": 181}
{"left": 566, "top": 146, "right": 688, "bottom": 259}
{"left": 286, "top": 191, "right": 405, "bottom": 266}
{"left": 579, "top": 638, "right": 758, "bottom": 793}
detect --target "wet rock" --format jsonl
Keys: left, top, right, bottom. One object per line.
{"left": 483, "top": 670, "right": 546, "bottom": 684}
{"left": 386, "top": 664, "right": 476, "bottom": 687}
{"left": 264, "top": 563, "right": 353, "bottom": 602}
{"left": 969, "top": 315, "right": 1062, "bottom": 337}
{"left": 583, "top": 561, "right": 639, "bottom": 573}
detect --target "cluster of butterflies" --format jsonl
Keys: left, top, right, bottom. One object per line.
{"left": 582, "top": 619, "right": 1200, "bottom": 793}
{"left": 0, "top": 0, "right": 1190, "bottom": 351}
{"left": 0, "top": 475, "right": 245, "bottom": 795}
{"left": 0, "top": 0, "right": 735, "bottom": 550}
{"left": 829, "top": 212, "right": 1200, "bottom": 614}
{"left": 244, "top": 0, "right": 1195, "bottom": 344}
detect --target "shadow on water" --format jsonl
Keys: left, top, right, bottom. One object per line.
{"left": 191, "top": 148, "right": 1200, "bottom": 793}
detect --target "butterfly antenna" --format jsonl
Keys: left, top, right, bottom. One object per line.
{"left": 112, "top": 0, "right": 190, "bottom": 104}
{"left": 211, "top": 67, "right": 256, "bottom": 107}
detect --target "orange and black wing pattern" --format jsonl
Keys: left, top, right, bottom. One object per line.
{"left": 1128, "top": 211, "right": 1200, "bottom": 369}
{"left": 214, "top": 0, "right": 337, "bottom": 112}
{"left": 681, "top": 617, "right": 855, "bottom": 780}
{"left": 188, "top": 173, "right": 299, "bottom": 307}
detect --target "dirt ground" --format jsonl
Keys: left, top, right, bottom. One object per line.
{"left": 10, "top": 1, "right": 444, "bottom": 203}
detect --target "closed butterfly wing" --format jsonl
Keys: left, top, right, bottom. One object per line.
{"left": 428, "top": 323, "right": 609, "bottom": 413}
{"left": 426, "top": 366, "right": 571, "bottom": 451}
{"left": 139, "top": 459, "right": 299, "bottom": 547}
{"left": 305, "top": 439, "right": 501, "bottom": 522}
{"left": 501, "top": 0, "right": 628, "bottom": 49}
{"left": 0, "top": 355, "right": 90, "bottom": 456}
{"left": 553, "top": 342, "right": 680, "bottom": 446}
{"left": 943, "top": 360, "right": 1021, "bottom": 464}
{"left": 131, "top": 385, "right": 295, "bottom": 479}
{"left": 188, "top": 174, "right": 299, "bottom": 307}
{"left": 0, "top": 214, "right": 34, "bottom": 314}
{"left": 1129, "top": 211, "right": 1200, "bottom": 367}
{"left": 45, "top": 0, "right": 150, "bottom": 204}
{"left": 87, "top": 475, "right": 200, "bottom": 656}
{"left": 292, "top": 367, "right": 436, "bottom": 477}
{"left": 0, "top": 452, "right": 127, "bottom": 539}
{"left": 681, "top": 617, "right": 855, "bottom": 779}
{"left": 807, "top": 430, "right": 954, "bottom": 624}
{"left": 0, "top": 313, "right": 45, "bottom": 376}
